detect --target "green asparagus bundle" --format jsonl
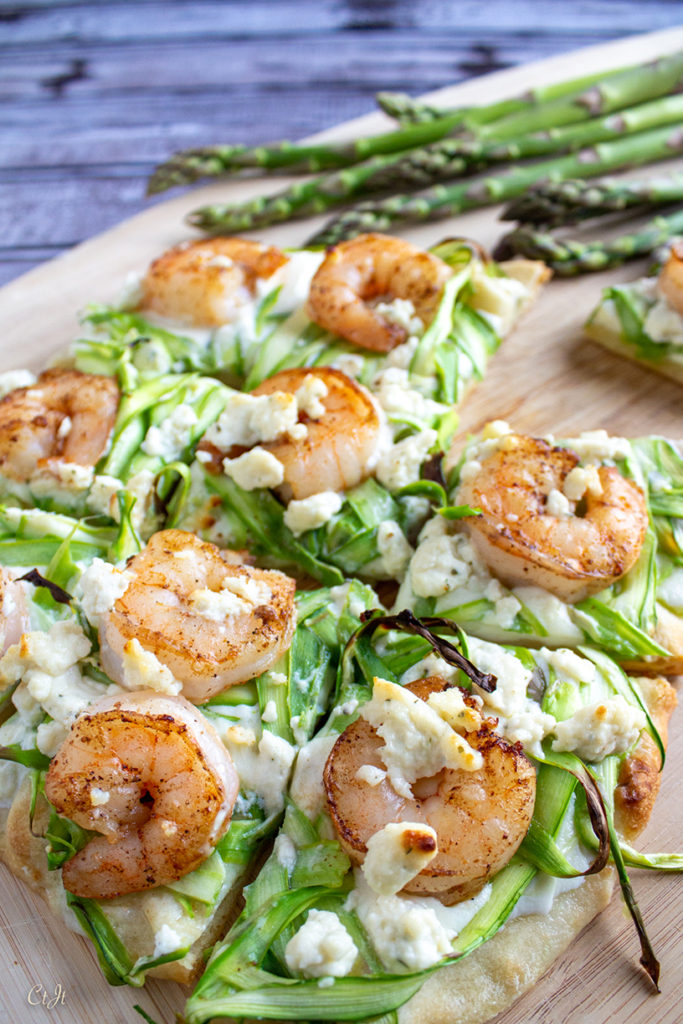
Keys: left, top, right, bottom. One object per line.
{"left": 307, "top": 124, "right": 683, "bottom": 246}
{"left": 148, "top": 49, "right": 683, "bottom": 194}
{"left": 494, "top": 209, "right": 683, "bottom": 276}
{"left": 502, "top": 172, "right": 683, "bottom": 226}
{"left": 187, "top": 94, "right": 683, "bottom": 234}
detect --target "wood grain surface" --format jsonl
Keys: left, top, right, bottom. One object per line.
{"left": 1, "top": 25, "right": 682, "bottom": 1024}
{"left": 3, "top": 0, "right": 683, "bottom": 284}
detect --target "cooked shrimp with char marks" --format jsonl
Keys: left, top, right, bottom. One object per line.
{"left": 251, "top": 366, "right": 388, "bottom": 501}
{"left": 0, "top": 369, "right": 119, "bottom": 482}
{"left": 324, "top": 676, "right": 536, "bottom": 905}
{"left": 44, "top": 691, "right": 239, "bottom": 899}
{"left": 657, "top": 240, "right": 683, "bottom": 317}
{"left": 100, "top": 529, "right": 297, "bottom": 703}
{"left": 306, "top": 233, "right": 453, "bottom": 352}
{"left": 457, "top": 434, "right": 648, "bottom": 602}
{"left": 139, "top": 237, "right": 288, "bottom": 327}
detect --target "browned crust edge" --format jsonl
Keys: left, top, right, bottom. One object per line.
{"left": 1, "top": 780, "right": 245, "bottom": 985}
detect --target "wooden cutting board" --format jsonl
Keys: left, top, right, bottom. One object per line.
{"left": 1, "top": 25, "right": 682, "bottom": 1024}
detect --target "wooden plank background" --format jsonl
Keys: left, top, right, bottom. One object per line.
{"left": 2, "top": 0, "right": 683, "bottom": 283}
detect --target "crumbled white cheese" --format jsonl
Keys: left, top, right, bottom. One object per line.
{"left": 0, "top": 368, "right": 37, "bottom": 399}
{"left": 120, "top": 638, "right": 181, "bottom": 695}
{"left": 76, "top": 557, "right": 133, "bottom": 629}
{"left": 0, "top": 620, "right": 91, "bottom": 685}
{"left": 285, "top": 909, "right": 357, "bottom": 979}
{"left": 152, "top": 923, "right": 182, "bottom": 958}
{"left": 356, "top": 764, "right": 387, "bottom": 786}
{"left": 644, "top": 296, "right": 683, "bottom": 345}
{"left": 426, "top": 688, "right": 482, "bottom": 732}
{"left": 373, "top": 367, "right": 447, "bottom": 423}
{"left": 466, "top": 636, "right": 533, "bottom": 718}
{"left": 283, "top": 491, "right": 342, "bottom": 536}
{"left": 87, "top": 474, "right": 124, "bottom": 518}
{"left": 375, "top": 520, "right": 414, "bottom": 579}
{"left": 295, "top": 374, "right": 328, "bottom": 419}
{"left": 30, "top": 461, "right": 95, "bottom": 499}
{"left": 188, "top": 574, "right": 272, "bottom": 622}
{"left": 224, "top": 727, "right": 297, "bottom": 815}
{"left": 261, "top": 700, "right": 278, "bottom": 724}
{"left": 385, "top": 336, "right": 420, "bottom": 369}
{"left": 362, "top": 822, "right": 438, "bottom": 896}
{"left": 409, "top": 520, "right": 482, "bottom": 599}
{"left": 274, "top": 833, "right": 298, "bottom": 872}
{"left": 203, "top": 390, "right": 300, "bottom": 450}
{"left": 545, "top": 488, "right": 572, "bottom": 518}
{"left": 222, "top": 446, "right": 285, "bottom": 490}
{"left": 551, "top": 695, "right": 646, "bottom": 762}
{"left": 375, "top": 429, "right": 437, "bottom": 491}
{"left": 360, "top": 677, "right": 483, "bottom": 799}
{"left": 541, "top": 647, "right": 597, "bottom": 685}
{"left": 562, "top": 430, "right": 631, "bottom": 464}
{"left": 90, "top": 787, "right": 110, "bottom": 807}
{"left": 563, "top": 464, "right": 603, "bottom": 501}
{"left": 330, "top": 353, "right": 365, "bottom": 379}
{"left": 346, "top": 873, "right": 491, "bottom": 972}
{"left": 141, "top": 403, "right": 199, "bottom": 460}
{"left": 346, "top": 877, "right": 451, "bottom": 971}
{"left": 374, "top": 298, "right": 424, "bottom": 338}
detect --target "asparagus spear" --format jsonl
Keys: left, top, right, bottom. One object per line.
{"left": 148, "top": 49, "right": 683, "bottom": 193}
{"left": 307, "top": 124, "right": 683, "bottom": 246}
{"left": 188, "top": 94, "right": 683, "bottom": 233}
{"left": 502, "top": 172, "right": 683, "bottom": 226}
{"left": 375, "top": 61, "right": 638, "bottom": 125}
{"left": 493, "top": 209, "right": 683, "bottom": 276}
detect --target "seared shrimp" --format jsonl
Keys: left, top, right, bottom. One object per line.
{"left": 324, "top": 677, "right": 535, "bottom": 904}
{"left": 44, "top": 691, "right": 239, "bottom": 899}
{"left": 657, "top": 240, "right": 683, "bottom": 316}
{"left": 251, "top": 367, "right": 387, "bottom": 500}
{"left": 306, "top": 233, "right": 452, "bottom": 352}
{"left": 0, "top": 369, "right": 119, "bottom": 482}
{"left": 100, "top": 529, "right": 297, "bottom": 702}
{"left": 139, "top": 237, "right": 288, "bottom": 327}
{"left": 457, "top": 434, "right": 648, "bottom": 602}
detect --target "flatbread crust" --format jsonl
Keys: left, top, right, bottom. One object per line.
{"left": 621, "top": 604, "right": 683, "bottom": 677}
{"left": 584, "top": 316, "right": 683, "bottom": 388}
{"left": 0, "top": 779, "right": 247, "bottom": 984}
{"left": 399, "top": 673, "right": 676, "bottom": 1024}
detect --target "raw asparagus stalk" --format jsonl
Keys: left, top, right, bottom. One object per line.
{"left": 502, "top": 171, "right": 683, "bottom": 226}
{"left": 493, "top": 209, "right": 683, "bottom": 276}
{"left": 148, "top": 50, "right": 683, "bottom": 193}
{"left": 375, "top": 60, "right": 639, "bottom": 125}
{"left": 188, "top": 94, "right": 683, "bottom": 233}
{"left": 306, "top": 124, "right": 683, "bottom": 246}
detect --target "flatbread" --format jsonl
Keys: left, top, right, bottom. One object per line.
{"left": 399, "top": 672, "right": 676, "bottom": 1024}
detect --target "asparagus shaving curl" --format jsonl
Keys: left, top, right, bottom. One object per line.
{"left": 357, "top": 608, "right": 497, "bottom": 692}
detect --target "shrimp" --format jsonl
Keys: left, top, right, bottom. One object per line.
{"left": 0, "top": 369, "right": 119, "bottom": 483}
{"left": 657, "top": 240, "right": 683, "bottom": 317}
{"left": 306, "top": 233, "right": 453, "bottom": 352}
{"left": 324, "top": 676, "right": 536, "bottom": 905}
{"left": 44, "top": 691, "right": 239, "bottom": 899}
{"left": 139, "top": 237, "right": 288, "bottom": 327}
{"left": 99, "top": 529, "right": 297, "bottom": 703}
{"left": 457, "top": 434, "right": 648, "bottom": 603}
{"left": 251, "top": 366, "right": 388, "bottom": 500}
